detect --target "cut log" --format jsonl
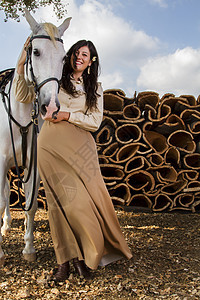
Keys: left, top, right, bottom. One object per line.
{"left": 164, "top": 146, "right": 181, "bottom": 169}
{"left": 167, "top": 130, "right": 196, "bottom": 154}
{"left": 104, "top": 88, "right": 126, "bottom": 97}
{"left": 124, "top": 156, "right": 150, "bottom": 173}
{"left": 103, "top": 94, "right": 124, "bottom": 118}
{"left": 95, "top": 116, "right": 117, "bottom": 146}
{"left": 137, "top": 91, "right": 159, "bottom": 111}
{"left": 160, "top": 180, "right": 187, "bottom": 195}
{"left": 147, "top": 153, "right": 164, "bottom": 167}
{"left": 128, "top": 194, "right": 152, "bottom": 209}
{"left": 125, "top": 170, "right": 155, "bottom": 192}
{"left": 98, "top": 155, "right": 109, "bottom": 164}
{"left": 115, "top": 124, "right": 142, "bottom": 144}
{"left": 160, "top": 96, "right": 188, "bottom": 114}
{"left": 174, "top": 193, "right": 194, "bottom": 207}
{"left": 100, "top": 164, "right": 124, "bottom": 181}
{"left": 188, "top": 121, "right": 200, "bottom": 135}
{"left": 152, "top": 194, "right": 173, "bottom": 212}
{"left": 123, "top": 104, "right": 141, "bottom": 122}
{"left": 178, "top": 170, "right": 199, "bottom": 181}
{"left": 147, "top": 165, "right": 178, "bottom": 183}
{"left": 109, "top": 143, "right": 140, "bottom": 164}
{"left": 184, "top": 153, "right": 200, "bottom": 169}
{"left": 96, "top": 125, "right": 113, "bottom": 146}
{"left": 155, "top": 114, "right": 186, "bottom": 135}
{"left": 180, "top": 95, "right": 197, "bottom": 106}
{"left": 180, "top": 109, "right": 200, "bottom": 123}
{"left": 143, "top": 130, "right": 168, "bottom": 154}
{"left": 160, "top": 93, "right": 175, "bottom": 102}
{"left": 108, "top": 183, "right": 131, "bottom": 205}
{"left": 103, "top": 142, "right": 119, "bottom": 158}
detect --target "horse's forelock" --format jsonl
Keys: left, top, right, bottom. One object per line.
{"left": 42, "top": 23, "right": 59, "bottom": 46}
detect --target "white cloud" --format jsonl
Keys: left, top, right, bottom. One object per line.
{"left": 100, "top": 71, "right": 123, "bottom": 90}
{"left": 61, "top": 0, "right": 160, "bottom": 64}
{"left": 32, "top": 0, "right": 161, "bottom": 95}
{"left": 137, "top": 47, "right": 200, "bottom": 98}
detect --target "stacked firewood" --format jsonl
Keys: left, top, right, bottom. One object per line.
{"left": 8, "top": 168, "right": 47, "bottom": 210}
{"left": 9, "top": 89, "right": 200, "bottom": 212}
{"left": 92, "top": 89, "right": 200, "bottom": 212}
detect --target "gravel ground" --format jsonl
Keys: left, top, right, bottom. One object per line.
{"left": 0, "top": 209, "right": 200, "bottom": 299}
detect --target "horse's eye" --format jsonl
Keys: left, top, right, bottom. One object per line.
{"left": 33, "top": 49, "right": 40, "bottom": 57}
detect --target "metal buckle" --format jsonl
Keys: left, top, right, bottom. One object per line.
{"left": 33, "top": 118, "right": 38, "bottom": 126}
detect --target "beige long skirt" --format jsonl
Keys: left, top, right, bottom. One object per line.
{"left": 37, "top": 121, "right": 132, "bottom": 269}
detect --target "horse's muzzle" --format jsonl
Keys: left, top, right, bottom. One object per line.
{"left": 40, "top": 98, "right": 60, "bottom": 119}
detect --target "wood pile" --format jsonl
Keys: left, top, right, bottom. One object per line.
{"left": 9, "top": 89, "right": 200, "bottom": 212}
{"left": 8, "top": 168, "right": 47, "bottom": 210}
{"left": 92, "top": 89, "right": 200, "bottom": 212}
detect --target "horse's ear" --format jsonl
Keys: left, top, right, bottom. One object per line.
{"left": 24, "top": 8, "right": 41, "bottom": 34}
{"left": 58, "top": 17, "right": 72, "bottom": 37}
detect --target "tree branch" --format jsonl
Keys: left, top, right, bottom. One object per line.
{"left": 0, "top": 0, "right": 68, "bottom": 21}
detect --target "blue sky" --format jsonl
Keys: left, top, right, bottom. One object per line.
{"left": 1, "top": 0, "right": 200, "bottom": 98}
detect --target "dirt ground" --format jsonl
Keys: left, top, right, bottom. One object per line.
{"left": 0, "top": 209, "right": 199, "bottom": 300}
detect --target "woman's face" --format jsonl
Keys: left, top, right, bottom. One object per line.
{"left": 71, "top": 46, "right": 91, "bottom": 74}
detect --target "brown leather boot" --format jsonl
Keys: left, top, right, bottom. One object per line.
{"left": 73, "top": 258, "right": 92, "bottom": 280}
{"left": 54, "top": 261, "right": 70, "bottom": 282}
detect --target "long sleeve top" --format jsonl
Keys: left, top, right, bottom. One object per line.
{"left": 13, "top": 73, "right": 104, "bottom": 132}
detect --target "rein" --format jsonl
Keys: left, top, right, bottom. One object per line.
{"left": 0, "top": 70, "right": 33, "bottom": 168}
{"left": 0, "top": 68, "right": 39, "bottom": 211}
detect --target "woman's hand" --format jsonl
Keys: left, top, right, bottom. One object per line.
{"left": 17, "top": 37, "right": 31, "bottom": 75}
{"left": 44, "top": 111, "right": 70, "bottom": 123}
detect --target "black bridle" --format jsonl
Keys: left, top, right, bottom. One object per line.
{"left": 27, "top": 35, "right": 63, "bottom": 93}
{"left": 0, "top": 35, "right": 64, "bottom": 211}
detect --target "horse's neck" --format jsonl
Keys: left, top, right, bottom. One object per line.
{"left": 9, "top": 71, "right": 33, "bottom": 126}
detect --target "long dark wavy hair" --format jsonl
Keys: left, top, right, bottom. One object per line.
{"left": 61, "top": 40, "right": 100, "bottom": 110}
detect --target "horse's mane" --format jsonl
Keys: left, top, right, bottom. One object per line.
{"left": 42, "top": 23, "right": 59, "bottom": 46}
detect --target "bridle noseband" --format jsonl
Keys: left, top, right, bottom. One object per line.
{"left": 27, "top": 35, "right": 64, "bottom": 93}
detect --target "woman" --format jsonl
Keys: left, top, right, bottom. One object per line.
{"left": 14, "top": 39, "right": 132, "bottom": 281}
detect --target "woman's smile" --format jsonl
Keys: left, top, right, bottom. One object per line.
{"left": 76, "top": 60, "right": 82, "bottom": 66}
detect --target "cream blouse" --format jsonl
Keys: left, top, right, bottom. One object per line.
{"left": 14, "top": 73, "right": 104, "bottom": 132}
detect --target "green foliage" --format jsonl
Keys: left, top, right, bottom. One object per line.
{"left": 0, "top": 0, "right": 68, "bottom": 21}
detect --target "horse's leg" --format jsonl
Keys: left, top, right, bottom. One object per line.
{"left": 22, "top": 169, "right": 39, "bottom": 262}
{"left": 0, "top": 160, "right": 8, "bottom": 266}
{"left": 1, "top": 178, "right": 12, "bottom": 236}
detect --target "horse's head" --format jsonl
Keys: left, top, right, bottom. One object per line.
{"left": 24, "top": 9, "right": 71, "bottom": 119}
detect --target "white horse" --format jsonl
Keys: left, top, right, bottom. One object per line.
{"left": 0, "top": 9, "right": 71, "bottom": 265}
